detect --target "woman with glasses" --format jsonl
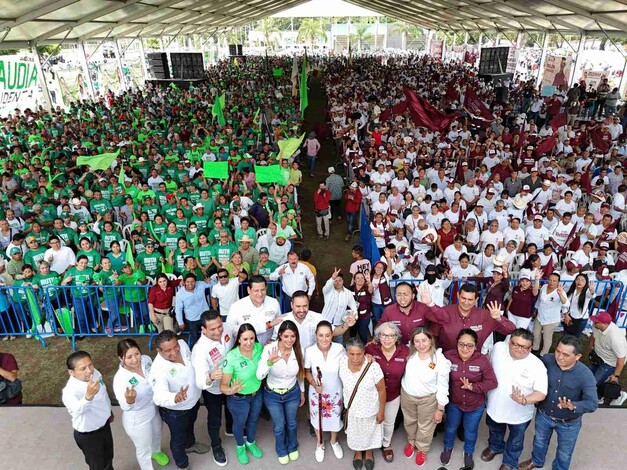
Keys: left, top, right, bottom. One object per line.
{"left": 401, "top": 327, "right": 451, "bottom": 467}
{"left": 364, "top": 321, "right": 409, "bottom": 463}
{"left": 440, "top": 329, "right": 497, "bottom": 468}
{"left": 256, "top": 320, "right": 306, "bottom": 464}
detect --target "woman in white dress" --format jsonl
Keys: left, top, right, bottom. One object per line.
{"left": 305, "top": 320, "right": 346, "bottom": 463}
{"left": 112, "top": 339, "right": 169, "bottom": 470}
{"left": 339, "top": 337, "right": 386, "bottom": 470}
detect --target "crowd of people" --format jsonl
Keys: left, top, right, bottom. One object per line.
{"left": 0, "top": 51, "right": 625, "bottom": 470}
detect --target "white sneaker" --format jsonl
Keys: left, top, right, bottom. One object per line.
{"left": 611, "top": 391, "right": 627, "bottom": 406}
{"left": 315, "top": 444, "right": 325, "bottom": 463}
{"left": 330, "top": 441, "right": 343, "bottom": 459}
{"left": 25, "top": 333, "right": 32, "bottom": 339}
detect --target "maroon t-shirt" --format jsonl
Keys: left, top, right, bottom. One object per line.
{"left": 0, "top": 353, "right": 22, "bottom": 405}
{"left": 365, "top": 342, "right": 410, "bottom": 401}
{"left": 444, "top": 349, "right": 498, "bottom": 411}
{"left": 380, "top": 302, "right": 448, "bottom": 345}
{"left": 508, "top": 286, "right": 538, "bottom": 318}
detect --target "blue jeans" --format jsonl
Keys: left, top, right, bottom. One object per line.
{"left": 281, "top": 293, "right": 292, "bottom": 316}
{"left": 159, "top": 402, "right": 199, "bottom": 469}
{"left": 372, "top": 303, "right": 384, "bottom": 324}
{"left": 186, "top": 319, "right": 201, "bottom": 347}
{"left": 128, "top": 300, "right": 150, "bottom": 328}
{"left": 588, "top": 362, "right": 615, "bottom": 397}
{"left": 73, "top": 294, "right": 99, "bottom": 334}
{"left": 486, "top": 414, "right": 531, "bottom": 468}
{"left": 346, "top": 211, "right": 357, "bottom": 235}
{"left": 356, "top": 317, "right": 371, "bottom": 343}
{"left": 308, "top": 155, "right": 316, "bottom": 175}
{"left": 531, "top": 411, "right": 582, "bottom": 470}
{"left": 444, "top": 403, "right": 485, "bottom": 454}
{"left": 263, "top": 385, "right": 301, "bottom": 457}
{"left": 104, "top": 297, "right": 121, "bottom": 329}
{"left": 227, "top": 391, "right": 263, "bottom": 447}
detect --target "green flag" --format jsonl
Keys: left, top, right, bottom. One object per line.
{"left": 273, "top": 68, "right": 284, "bottom": 77}
{"left": 255, "top": 165, "right": 287, "bottom": 185}
{"left": 118, "top": 167, "right": 125, "bottom": 185}
{"left": 77, "top": 149, "right": 120, "bottom": 171}
{"left": 203, "top": 161, "right": 229, "bottom": 179}
{"left": 300, "top": 55, "right": 308, "bottom": 118}
{"left": 253, "top": 107, "right": 260, "bottom": 125}
{"left": 212, "top": 93, "right": 226, "bottom": 127}
{"left": 277, "top": 133, "right": 305, "bottom": 159}
{"left": 125, "top": 241, "right": 134, "bottom": 266}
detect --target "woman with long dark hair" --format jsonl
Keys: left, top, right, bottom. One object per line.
{"left": 563, "top": 273, "right": 595, "bottom": 337}
{"left": 220, "top": 323, "right": 264, "bottom": 464}
{"left": 112, "top": 339, "right": 169, "bottom": 469}
{"left": 256, "top": 320, "right": 306, "bottom": 464}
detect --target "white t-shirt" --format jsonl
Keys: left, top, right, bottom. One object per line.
{"left": 210, "top": 278, "right": 240, "bottom": 318}
{"left": 480, "top": 230, "right": 504, "bottom": 250}
{"left": 487, "top": 340, "right": 548, "bottom": 425}
{"left": 525, "top": 225, "right": 551, "bottom": 249}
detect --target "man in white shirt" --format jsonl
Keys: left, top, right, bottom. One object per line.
{"left": 269, "top": 251, "right": 316, "bottom": 313}
{"left": 62, "top": 351, "right": 114, "bottom": 470}
{"left": 210, "top": 268, "right": 241, "bottom": 320}
{"left": 550, "top": 212, "right": 575, "bottom": 252}
{"left": 226, "top": 275, "right": 284, "bottom": 345}
{"left": 503, "top": 218, "right": 525, "bottom": 252}
{"left": 44, "top": 235, "right": 76, "bottom": 276}
{"left": 611, "top": 184, "right": 627, "bottom": 220}
{"left": 482, "top": 330, "right": 548, "bottom": 470}
{"left": 468, "top": 202, "right": 488, "bottom": 232}
{"left": 152, "top": 330, "right": 209, "bottom": 469}
{"left": 416, "top": 264, "right": 452, "bottom": 306}
{"left": 554, "top": 191, "right": 577, "bottom": 217}
{"left": 460, "top": 178, "right": 481, "bottom": 206}
{"left": 525, "top": 215, "right": 551, "bottom": 249}
{"left": 191, "top": 311, "right": 235, "bottom": 465}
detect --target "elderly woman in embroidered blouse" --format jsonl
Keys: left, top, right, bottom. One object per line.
{"left": 533, "top": 272, "right": 569, "bottom": 355}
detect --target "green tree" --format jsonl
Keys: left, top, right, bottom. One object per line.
{"left": 297, "top": 18, "right": 327, "bottom": 46}
{"left": 350, "top": 24, "right": 373, "bottom": 52}
{"left": 392, "top": 22, "right": 423, "bottom": 49}
{"left": 36, "top": 45, "right": 61, "bottom": 56}
{"left": 257, "top": 18, "right": 281, "bottom": 49}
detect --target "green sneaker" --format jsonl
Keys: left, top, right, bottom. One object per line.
{"left": 148, "top": 324, "right": 157, "bottom": 332}
{"left": 289, "top": 450, "right": 299, "bottom": 461}
{"left": 278, "top": 455, "right": 289, "bottom": 464}
{"left": 236, "top": 445, "right": 249, "bottom": 464}
{"left": 139, "top": 325, "right": 145, "bottom": 334}
{"left": 245, "top": 441, "right": 263, "bottom": 459}
{"left": 151, "top": 452, "right": 170, "bottom": 466}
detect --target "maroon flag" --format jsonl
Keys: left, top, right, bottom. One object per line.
{"left": 445, "top": 84, "right": 460, "bottom": 102}
{"left": 464, "top": 85, "right": 494, "bottom": 122}
{"left": 454, "top": 158, "right": 465, "bottom": 184}
{"left": 580, "top": 160, "right": 594, "bottom": 194}
{"left": 549, "top": 112, "right": 567, "bottom": 131}
{"left": 403, "top": 86, "right": 459, "bottom": 132}
{"left": 590, "top": 129, "right": 611, "bottom": 153}
{"left": 380, "top": 101, "right": 407, "bottom": 123}
{"left": 535, "top": 133, "right": 558, "bottom": 156}
{"left": 543, "top": 255, "right": 555, "bottom": 278}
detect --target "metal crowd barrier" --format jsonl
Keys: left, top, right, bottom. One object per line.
{"left": 388, "top": 278, "right": 626, "bottom": 328}
{"left": 0, "top": 280, "right": 286, "bottom": 350}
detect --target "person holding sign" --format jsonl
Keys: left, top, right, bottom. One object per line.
{"left": 191, "top": 310, "right": 235, "bottom": 466}
{"left": 113, "top": 339, "right": 169, "bottom": 470}
{"left": 62, "top": 351, "right": 115, "bottom": 470}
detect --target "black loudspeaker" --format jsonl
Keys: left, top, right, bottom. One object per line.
{"left": 170, "top": 52, "right": 204, "bottom": 79}
{"left": 478, "top": 47, "right": 510, "bottom": 75}
{"left": 146, "top": 52, "right": 170, "bottom": 79}
{"left": 228, "top": 44, "right": 243, "bottom": 56}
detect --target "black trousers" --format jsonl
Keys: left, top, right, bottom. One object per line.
{"left": 73, "top": 421, "right": 114, "bottom": 470}
{"left": 203, "top": 390, "right": 233, "bottom": 450}
{"left": 330, "top": 199, "right": 342, "bottom": 218}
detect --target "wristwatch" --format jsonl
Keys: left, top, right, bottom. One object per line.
{"left": 614, "top": 374, "right": 621, "bottom": 379}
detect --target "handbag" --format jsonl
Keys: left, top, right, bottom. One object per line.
{"left": 316, "top": 209, "right": 329, "bottom": 217}
{"left": 588, "top": 349, "right": 605, "bottom": 366}
{"left": 341, "top": 360, "right": 372, "bottom": 430}
{"left": 601, "top": 381, "right": 621, "bottom": 401}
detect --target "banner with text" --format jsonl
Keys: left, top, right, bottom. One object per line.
{"left": 541, "top": 55, "right": 573, "bottom": 89}
{"left": 581, "top": 70, "right": 609, "bottom": 91}
{"left": 0, "top": 55, "right": 40, "bottom": 117}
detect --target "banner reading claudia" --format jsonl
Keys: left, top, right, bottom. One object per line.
{"left": 541, "top": 55, "right": 573, "bottom": 89}
{"left": 0, "top": 55, "right": 40, "bottom": 117}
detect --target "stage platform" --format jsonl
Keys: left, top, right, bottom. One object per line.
{"left": 0, "top": 405, "right": 622, "bottom": 469}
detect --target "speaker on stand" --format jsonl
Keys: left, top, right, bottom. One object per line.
{"left": 146, "top": 52, "right": 170, "bottom": 79}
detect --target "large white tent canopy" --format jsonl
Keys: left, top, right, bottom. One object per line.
{"left": 0, "top": 0, "right": 626, "bottom": 51}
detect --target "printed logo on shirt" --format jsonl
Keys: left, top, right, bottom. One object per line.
{"left": 209, "top": 347, "right": 222, "bottom": 364}
{"left": 394, "top": 358, "right": 405, "bottom": 363}
{"left": 128, "top": 376, "right": 139, "bottom": 387}
{"left": 412, "top": 317, "right": 424, "bottom": 323}
{"left": 239, "top": 361, "right": 248, "bottom": 369}
{"left": 469, "top": 365, "right": 481, "bottom": 372}
{"left": 470, "top": 325, "right": 483, "bottom": 332}
{"left": 169, "top": 368, "right": 177, "bottom": 377}
{"left": 224, "top": 334, "right": 230, "bottom": 343}
{"left": 450, "top": 364, "right": 458, "bottom": 371}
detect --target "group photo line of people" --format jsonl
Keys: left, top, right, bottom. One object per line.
{"left": 0, "top": 52, "right": 625, "bottom": 470}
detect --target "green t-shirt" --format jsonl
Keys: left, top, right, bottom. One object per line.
{"left": 195, "top": 245, "right": 214, "bottom": 267}
{"left": 77, "top": 249, "right": 102, "bottom": 269}
{"left": 64, "top": 267, "right": 96, "bottom": 298}
{"left": 253, "top": 260, "right": 277, "bottom": 278}
{"left": 56, "top": 228, "right": 77, "bottom": 247}
{"left": 100, "top": 231, "right": 122, "bottom": 252}
{"left": 32, "top": 272, "right": 61, "bottom": 299}
{"left": 136, "top": 251, "right": 164, "bottom": 276}
{"left": 106, "top": 252, "right": 126, "bottom": 274}
{"left": 24, "top": 246, "right": 47, "bottom": 267}
{"left": 223, "top": 343, "right": 263, "bottom": 395}
{"left": 160, "top": 232, "right": 181, "bottom": 252}
{"left": 172, "top": 248, "right": 194, "bottom": 273}
{"left": 173, "top": 217, "right": 189, "bottom": 233}
{"left": 212, "top": 242, "right": 237, "bottom": 266}
{"left": 94, "top": 270, "right": 118, "bottom": 300}
{"left": 118, "top": 270, "right": 147, "bottom": 302}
